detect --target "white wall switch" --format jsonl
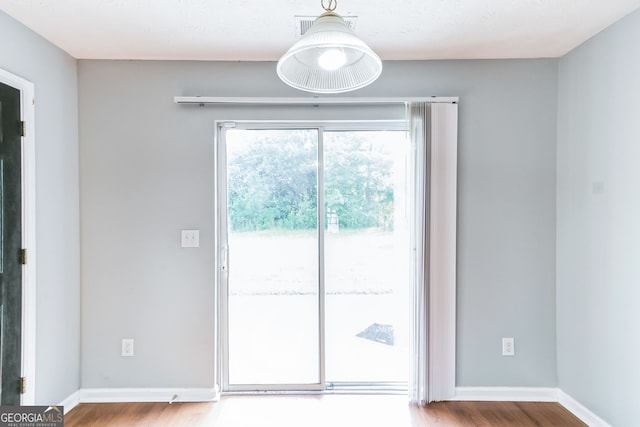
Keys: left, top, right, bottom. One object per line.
{"left": 181, "top": 229, "right": 200, "bottom": 248}
{"left": 122, "top": 338, "right": 134, "bottom": 357}
{"left": 502, "top": 337, "right": 515, "bottom": 356}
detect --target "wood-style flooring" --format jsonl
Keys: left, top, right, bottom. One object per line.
{"left": 65, "top": 395, "right": 587, "bottom": 426}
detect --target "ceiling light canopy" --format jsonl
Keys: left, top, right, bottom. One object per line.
{"left": 277, "top": 0, "right": 382, "bottom": 94}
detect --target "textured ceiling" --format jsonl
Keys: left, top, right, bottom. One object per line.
{"left": 1, "top": 0, "right": 639, "bottom": 61}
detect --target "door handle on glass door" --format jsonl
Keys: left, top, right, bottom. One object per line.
{"left": 221, "top": 247, "right": 229, "bottom": 273}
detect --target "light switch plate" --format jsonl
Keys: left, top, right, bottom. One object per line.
{"left": 181, "top": 230, "right": 200, "bottom": 248}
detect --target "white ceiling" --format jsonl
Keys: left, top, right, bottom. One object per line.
{"left": 1, "top": 0, "right": 639, "bottom": 61}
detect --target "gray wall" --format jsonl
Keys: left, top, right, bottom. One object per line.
{"left": 557, "top": 8, "right": 640, "bottom": 426}
{"left": 78, "top": 58, "right": 558, "bottom": 388}
{"left": 0, "top": 11, "right": 80, "bottom": 404}
{"left": 5, "top": 4, "right": 640, "bottom": 420}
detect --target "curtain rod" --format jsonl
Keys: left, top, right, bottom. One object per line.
{"left": 174, "top": 96, "right": 458, "bottom": 105}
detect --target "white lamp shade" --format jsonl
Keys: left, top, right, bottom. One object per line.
{"left": 277, "top": 13, "right": 382, "bottom": 93}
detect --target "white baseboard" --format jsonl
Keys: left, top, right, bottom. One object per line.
{"left": 80, "top": 387, "right": 220, "bottom": 403}
{"left": 452, "top": 387, "right": 612, "bottom": 427}
{"left": 58, "top": 386, "right": 220, "bottom": 414}
{"left": 59, "top": 390, "right": 81, "bottom": 414}
{"left": 452, "top": 386, "right": 558, "bottom": 402}
{"left": 557, "top": 389, "right": 612, "bottom": 427}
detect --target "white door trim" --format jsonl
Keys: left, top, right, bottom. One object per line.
{"left": 0, "top": 67, "right": 36, "bottom": 405}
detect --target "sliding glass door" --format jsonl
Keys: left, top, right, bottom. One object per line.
{"left": 323, "top": 130, "right": 410, "bottom": 387}
{"left": 221, "top": 128, "right": 322, "bottom": 390}
{"left": 218, "top": 123, "right": 410, "bottom": 392}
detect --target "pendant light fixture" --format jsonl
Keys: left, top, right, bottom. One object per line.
{"left": 277, "top": 0, "right": 382, "bottom": 94}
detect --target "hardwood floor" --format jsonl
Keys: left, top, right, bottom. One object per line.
{"left": 65, "top": 395, "right": 587, "bottom": 426}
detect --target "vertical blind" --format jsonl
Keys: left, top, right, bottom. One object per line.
{"left": 408, "top": 102, "right": 458, "bottom": 405}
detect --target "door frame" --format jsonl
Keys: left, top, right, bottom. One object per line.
{"left": 214, "top": 120, "right": 408, "bottom": 393}
{"left": 0, "top": 67, "right": 36, "bottom": 405}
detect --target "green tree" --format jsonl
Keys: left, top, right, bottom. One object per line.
{"left": 227, "top": 130, "right": 395, "bottom": 232}
{"left": 227, "top": 130, "right": 317, "bottom": 231}
{"left": 324, "top": 133, "right": 394, "bottom": 230}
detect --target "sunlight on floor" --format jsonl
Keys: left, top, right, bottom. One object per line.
{"left": 211, "top": 395, "right": 412, "bottom": 427}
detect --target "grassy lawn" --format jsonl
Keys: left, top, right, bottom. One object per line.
{"left": 228, "top": 229, "right": 409, "bottom": 295}
{"left": 227, "top": 229, "right": 410, "bottom": 385}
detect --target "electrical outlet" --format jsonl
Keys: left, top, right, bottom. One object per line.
{"left": 122, "top": 338, "right": 134, "bottom": 357}
{"left": 502, "top": 337, "right": 515, "bottom": 356}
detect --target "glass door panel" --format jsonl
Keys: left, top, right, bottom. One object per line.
{"left": 225, "top": 128, "right": 320, "bottom": 387}
{"left": 221, "top": 125, "right": 411, "bottom": 391}
{"left": 324, "top": 130, "right": 411, "bottom": 384}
